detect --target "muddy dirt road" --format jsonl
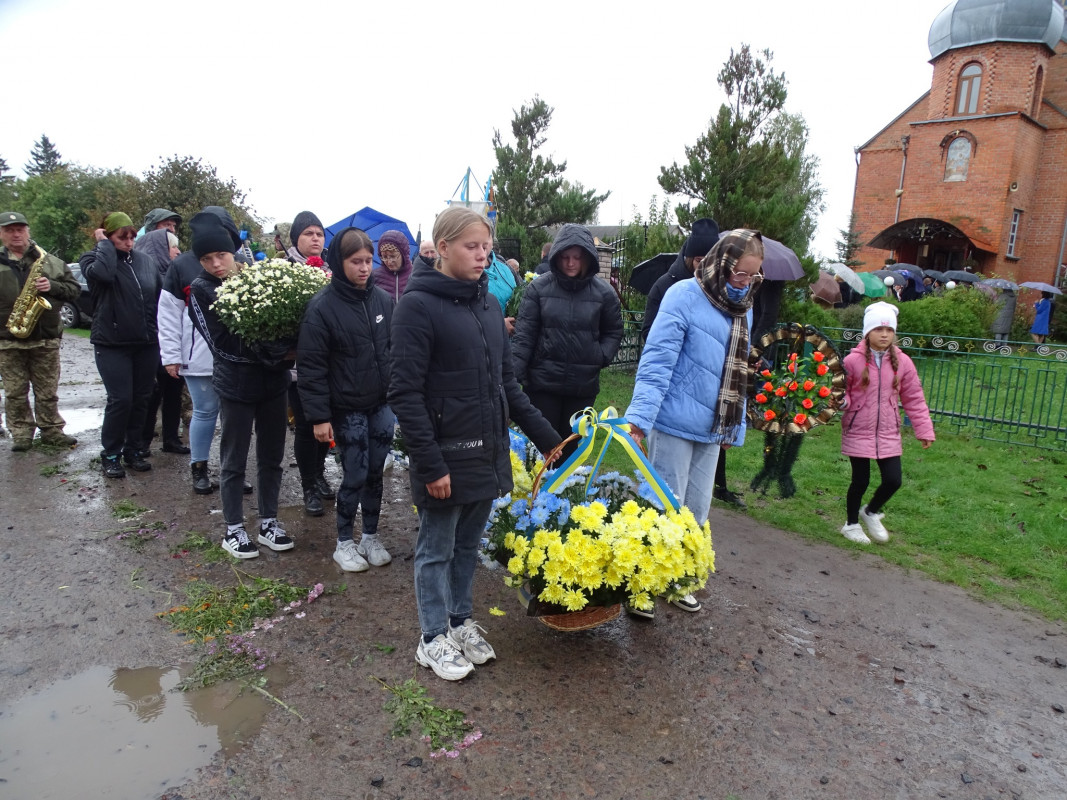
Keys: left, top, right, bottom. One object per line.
{"left": 1, "top": 335, "right": 1065, "bottom": 800}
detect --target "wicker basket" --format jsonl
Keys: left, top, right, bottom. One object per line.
{"left": 538, "top": 603, "right": 622, "bottom": 632}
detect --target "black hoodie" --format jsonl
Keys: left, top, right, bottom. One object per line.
{"left": 388, "top": 265, "right": 560, "bottom": 508}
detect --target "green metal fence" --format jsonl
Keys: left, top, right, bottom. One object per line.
{"left": 614, "top": 319, "right": 1067, "bottom": 451}
{"left": 824, "top": 328, "right": 1067, "bottom": 451}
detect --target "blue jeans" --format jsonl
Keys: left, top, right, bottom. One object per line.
{"left": 333, "top": 405, "right": 393, "bottom": 542}
{"left": 414, "top": 499, "right": 493, "bottom": 639}
{"left": 648, "top": 429, "right": 720, "bottom": 525}
{"left": 184, "top": 375, "right": 219, "bottom": 464}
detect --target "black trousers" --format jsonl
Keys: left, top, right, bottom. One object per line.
{"left": 289, "top": 383, "right": 329, "bottom": 487}
{"left": 218, "top": 391, "right": 287, "bottom": 525}
{"left": 846, "top": 455, "right": 903, "bottom": 524}
{"left": 524, "top": 389, "right": 596, "bottom": 461}
{"left": 143, "top": 365, "right": 185, "bottom": 443}
{"left": 94, "top": 343, "right": 159, "bottom": 457}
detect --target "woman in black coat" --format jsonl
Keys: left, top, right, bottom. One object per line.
{"left": 298, "top": 228, "right": 394, "bottom": 574}
{"left": 80, "top": 212, "right": 162, "bottom": 478}
{"left": 511, "top": 223, "right": 623, "bottom": 455}
{"left": 388, "top": 206, "right": 560, "bottom": 682}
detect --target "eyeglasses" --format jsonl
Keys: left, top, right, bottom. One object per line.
{"left": 730, "top": 270, "right": 758, "bottom": 281}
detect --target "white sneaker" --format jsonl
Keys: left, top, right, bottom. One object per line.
{"left": 840, "top": 523, "right": 870, "bottom": 544}
{"left": 416, "top": 634, "right": 474, "bottom": 681}
{"left": 447, "top": 619, "right": 497, "bottom": 665}
{"left": 383, "top": 452, "right": 394, "bottom": 471}
{"left": 858, "top": 505, "right": 890, "bottom": 543}
{"left": 333, "top": 539, "right": 369, "bottom": 572}
{"left": 357, "top": 535, "right": 392, "bottom": 567}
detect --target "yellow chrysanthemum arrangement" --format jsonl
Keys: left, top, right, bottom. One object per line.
{"left": 487, "top": 437, "right": 715, "bottom": 616}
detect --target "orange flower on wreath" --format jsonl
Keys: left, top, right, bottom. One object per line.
{"left": 793, "top": 413, "right": 808, "bottom": 425}
{"left": 763, "top": 381, "right": 774, "bottom": 391}
{"left": 764, "top": 410, "right": 776, "bottom": 421}
{"left": 801, "top": 398, "right": 814, "bottom": 409}
{"left": 775, "top": 387, "right": 787, "bottom": 397}
{"left": 812, "top": 352, "right": 825, "bottom": 363}
{"left": 803, "top": 379, "right": 815, "bottom": 391}
{"left": 818, "top": 386, "right": 831, "bottom": 398}
{"left": 815, "top": 364, "right": 829, "bottom": 376}
{"left": 788, "top": 381, "right": 798, "bottom": 391}
{"left": 755, "top": 393, "right": 768, "bottom": 404}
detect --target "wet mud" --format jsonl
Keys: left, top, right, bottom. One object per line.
{"left": 1, "top": 335, "right": 1065, "bottom": 799}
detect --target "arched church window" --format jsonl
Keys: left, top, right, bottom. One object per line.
{"left": 956, "top": 63, "right": 982, "bottom": 115}
{"left": 944, "top": 137, "right": 972, "bottom": 181}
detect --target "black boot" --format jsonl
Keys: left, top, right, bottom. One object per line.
{"left": 191, "top": 461, "right": 213, "bottom": 495}
{"left": 314, "top": 473, "right": 335, "bottom": 499}
{"left": 303, "top": 485, "right": 324, "bottom": 516}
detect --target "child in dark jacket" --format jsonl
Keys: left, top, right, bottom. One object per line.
{"left": 298, "top": 228, "right": 394, "bottom": 573}
{"left": 388, "top": 207, "right": 561, "bottom": 682}
{"left": 187, "top": 212, "right": 293, "bottom": 560}
{"left": 840, "top": 302, "right": 935, "bottom": 544}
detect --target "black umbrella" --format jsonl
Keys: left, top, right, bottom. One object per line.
{"left": 942, "top": 270, "right": 981, "bottom": 284}
{"left": 629, "top": 253, "right": 678, "bottom": 295}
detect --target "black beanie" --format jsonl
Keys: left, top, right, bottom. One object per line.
{"left": 684, "top": 218, "right": 720, "bottom": 259}
{"left": 291, "top": 211, "right": 324, "bottom": 252}
{"left": 190, "top": 211, "right": 236, "bottom": 258}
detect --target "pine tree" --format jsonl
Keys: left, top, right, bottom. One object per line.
{"left": 0, "top": 155, "right": 13, "bottom": 183}
{"left": 24, "top": 135, "right": 64, "bottom": 176}
{"left": 834, "top": 212, "right": 865, "bottom": 267}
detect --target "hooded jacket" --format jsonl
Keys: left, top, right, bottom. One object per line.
{"left": 388, "top": 265, "right": 560, "bottom": 508}
{"left": 511, "top": 224, "right": 623, "bottom": 397}
{"left": 297, "top": 233, "right": 393, "bottom": 422}
{"left": 373, "top": 230, "right": 414, "bottom": 304}
{"left": 159, "top": 207, "right": 243, "bottom": 377}
{"left": 133, "top": 229, "right": 173, "bottom": 277}
{"left": 0, "top": 242, "right": 80, "bottom": 342}
{"left": 80, "top": 239, "right": 161, "bottom": 347}
{"left": 840, "top": 340, "right": 934, "bottom": 459}
{"left": 188, "top": 270, "right": 291, "bottom": 404}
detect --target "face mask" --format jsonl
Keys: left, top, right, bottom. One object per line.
{"left": 726, "top": 284, "right": 750, "bottom": 302}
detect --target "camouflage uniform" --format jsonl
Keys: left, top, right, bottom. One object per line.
{"left": 0, "top": 240, "right": 80, "bottom": 447}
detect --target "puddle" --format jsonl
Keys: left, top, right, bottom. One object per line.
{"left": 0, "top": 664, "right": 277, "bottom": 799}
{"left": 58, "top": 406, "right": 105, "bottom": 435}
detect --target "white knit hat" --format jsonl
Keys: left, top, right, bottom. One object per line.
{"left": 862, "top": 301, "right": 899, "bottom": 339}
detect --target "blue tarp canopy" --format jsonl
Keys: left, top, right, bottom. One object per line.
{"left": 324, "top": 206, "right": 417, "bottom": 267}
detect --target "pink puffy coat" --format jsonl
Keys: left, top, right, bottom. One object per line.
{"left": 840, "top": 341, "right": 935, "bottom": 459}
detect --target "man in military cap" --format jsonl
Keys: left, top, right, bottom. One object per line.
{"left": 0, "top": 211, "right": 81, "bottom": 450}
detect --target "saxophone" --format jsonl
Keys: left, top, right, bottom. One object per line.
{"left": 5, "top": 245, "right": 53, "bottom": 338}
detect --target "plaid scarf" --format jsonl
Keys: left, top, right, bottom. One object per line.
{"left": 697, "top": 229, "right": 764, "bottom": 442}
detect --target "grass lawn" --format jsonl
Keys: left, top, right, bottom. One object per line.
{"left": 594, "top": 367, "right": 1067, "bottom": 622}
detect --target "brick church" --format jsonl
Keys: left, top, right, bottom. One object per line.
{"left": 852, "top": 0, "right": 1067, "bottom": 287}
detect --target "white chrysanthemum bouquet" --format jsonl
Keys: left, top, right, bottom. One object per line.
{"left": 212, "top": 258, "right": 329, "bottom": 343}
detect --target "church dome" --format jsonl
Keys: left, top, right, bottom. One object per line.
{"left": 929, "top": 0, "right": 1065, "bottom": 59}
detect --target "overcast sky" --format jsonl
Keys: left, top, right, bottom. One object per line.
{"left": 1, "top": 0, "right": 950, "bottom": 260}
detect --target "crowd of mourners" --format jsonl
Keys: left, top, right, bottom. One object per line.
{"left": 1, "top": 205, "right": 937, "bottom": 682}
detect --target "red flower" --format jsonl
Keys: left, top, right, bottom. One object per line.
{"left": 763, "top": 381, "right": 774, "bottom": 391}
{"left": 812, "top": 352, "right": 825, "bottom": 363}
{"left": 818, "top": 386, "right": 831, "bottom": 398}
{"left": 306, "top": 256, "right": 325, "bottom": 268}
{"left": 789, "top": 353, "right": 798, "bottom": 361}
{"left": 775, "top": 387, "right": 787, "bottom": 397}
{"left": 803, "top": 379, "right": 815, "bottom": 391}
{"left": 788, "top": 381, "right": 798, "bottom": 391}
{"left": 816, "top": 364, "right": 829, "bottom": 376}
{"left": 755, "top": 393, "right": 768, "bottom": 404}
{"left": 764, "top": 410, "right": 776, "bottom": 421}
{"left": 787, "top": 363, "right": 796, "bottom": 374}
{"left": 761, "top": 369, "right": 772, "bottom": 377}
{"left": 794, "top": 413, "right": 808, "bottom": 425}
{"left": 802, "top": 398, "right": 814, "bottom": 409}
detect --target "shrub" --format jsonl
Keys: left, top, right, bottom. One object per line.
{"left": 894, "top": 287, "right": 995, "bottom": 338}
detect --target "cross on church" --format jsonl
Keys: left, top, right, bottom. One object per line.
{"left": 916, "top": 223, "right": 930, "bottom": 240}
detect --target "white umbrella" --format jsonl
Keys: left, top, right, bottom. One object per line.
{"left": 823, "top": 262, "right": 864, "bottom": 294}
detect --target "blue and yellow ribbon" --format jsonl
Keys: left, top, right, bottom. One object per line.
{"left": 542, "top": 407, "right": 680, "bottom": 512}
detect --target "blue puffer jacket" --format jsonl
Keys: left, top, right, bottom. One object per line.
{"left": 626, "top": 277, "right": 750, "bottom": 446}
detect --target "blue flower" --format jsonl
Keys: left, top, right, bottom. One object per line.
{"left": 510, "top": 498, "right": 528, "bottom": 518}
{"left": 530, "top": 504, "right": 550, "bottom": 527}
{"left": 555, "top": 498, "right": 571, "bottom": 525}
